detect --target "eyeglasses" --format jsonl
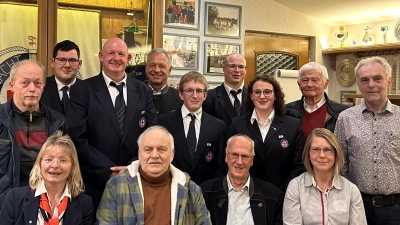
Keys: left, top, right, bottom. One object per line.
{"left": 54, "top": 58, "right": 80, "bottom": 66}
{"left": 252, "top": 89, "right": 273, "bottom": 97}
{"left": 226, "top": 64, "right": 247, "bottom": 71}
{"left": 300, "top": 78, "right": 321, "bottom": 85}
{"left": 42, "top": 157, "right": 71, "bottom": 165}
{"left": 227, "top": 152, "right": 253, "bottom": 162}
{"left": 310, "top": 147, "right": 335, "bottom": 155}
{"left": 182, "top": 89, "right": 206, "bottom": 96}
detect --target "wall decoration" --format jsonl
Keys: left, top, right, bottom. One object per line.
{"left": 204, "top": 41, "right": 241, "bottom": 75}
{"left": 163, "top": 33, "right": 199, "bottom": 70}
{"left": 204, "top": 2, "right": 241, "bottom": 38}
{"left": 163, "top": 0, "right": 199, "bottom": 30}
{"left": 336, "top": 59, "right": 356, "bottom": 87}
{"left": 340, "top": 90, "right": 356, "bottom": 107}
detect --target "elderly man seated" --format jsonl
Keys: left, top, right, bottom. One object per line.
{"left": 200, "top": 134, "right": 283, "bottom": 225}
{"left": 96, "top": 125, "right": 211, "bottom": 225}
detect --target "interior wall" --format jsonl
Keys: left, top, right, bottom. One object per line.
{"left": 164, "top": 0, "right": 332, "bottom": 99}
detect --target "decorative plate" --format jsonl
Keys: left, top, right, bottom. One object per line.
{"left": 336, "top": 59, "right": 356, "bottom": 87}
{"left": 395, "top": 21, "right": 400, "bottom": 41}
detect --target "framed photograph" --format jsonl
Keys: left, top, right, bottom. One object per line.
{"left": 340, "top": 90, "right": 356, "bottom": 107}
{"left": 204, "top": 41, "right": 241, "bottom": 75}
{"left": 163, "top": 0, "right": 199, "bottom": 30}
{"left": 204, "top": 2, "right": 242, "bottom": 38}
{"left": 163, "top": 33, "right": 199, "bottom": 70}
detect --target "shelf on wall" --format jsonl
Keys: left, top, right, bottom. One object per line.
{"left": 322, "top": 42, "right": 400, "bottom": 70}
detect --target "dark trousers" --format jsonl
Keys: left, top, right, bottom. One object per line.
{"left": 363, "top": 200, "right": 400, "bottom": 225}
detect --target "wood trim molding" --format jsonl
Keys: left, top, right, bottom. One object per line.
{"left": 152, "top": 0, "right": 163, "bottom": 48}
{"left": 37, "top": 0, "right": 57, "bottom": 76}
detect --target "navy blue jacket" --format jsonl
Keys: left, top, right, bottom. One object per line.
{"left": 0, "top": 100, "right": 66, "bottom": 212}
{"left": 0, "top": 186, "right": 93, "bottom": 225}
{"left": 200, "top": 176, "right": 283, "bottom": 225}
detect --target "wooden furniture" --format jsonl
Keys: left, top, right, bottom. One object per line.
{"left": 322, "top": 42, "right": 400, "bottom": 70}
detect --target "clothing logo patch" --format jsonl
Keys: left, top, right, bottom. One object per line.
{"left": 139, "top": 117, "right": 146, "bottom": 128}
{"left": 280, "top": 139, "right": 289, "bottom": 148}
{"left": 205, "top": 151, "right": 214, "bottom": 162}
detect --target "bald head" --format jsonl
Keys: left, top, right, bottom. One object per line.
{"left": 99, "top": 37, "right": 132, "bottom": 81}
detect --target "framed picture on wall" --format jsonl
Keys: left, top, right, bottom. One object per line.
{"left": 204, "top": 41, "right": 241, "bottom": 75}
{"left": 340, "top": 90, "right": 356, "bottom": 107}
{"left": 163, "top": 33, "right": 199, "bottom": 70}
{"left": 163, "top": 0, "right": 199, "bottom": 30}
{"left": 204, "top": 2, "right": 242, "bottom": 38}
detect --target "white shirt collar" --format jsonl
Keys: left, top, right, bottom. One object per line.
{"left": 181, "top": 104, "right": 202, "bottom": 120}
{"left": 250, "top": 108, "right": 275, "bottom": 125}
{"left": 227, "top": 173, "right": 251, "bottom": 191}
{"left": 223, "top": 82, "right": 244, "bottom": 94}
{"left": 34, "top": 181, "right": 72, "bottom": 202}
{"left": 303, "top": 95, "right": 326, "bottom": 112}
{"left": 55, "top": 76, "right": 77, "bottom": 91}
{"left": 102, "top": 70, "right": 127, "bottom": 86}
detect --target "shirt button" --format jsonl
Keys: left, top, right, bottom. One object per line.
{"left": 373, "top": 146, "right": 376, "bottom": 148}
{"left": 374, "top": 132, "right": 376, "bottom": 134}
{"left": 374, "top": 161, "right": 376, "bottom": 163}
{"left": 374, "top": 175, "right": 377, "bottom": 178}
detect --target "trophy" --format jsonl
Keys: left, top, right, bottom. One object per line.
{"left": 335, "top": 26, "right": 348, "bottom": 47}
{"left": 381, "top": 26, "right": 388, "bottom": 43}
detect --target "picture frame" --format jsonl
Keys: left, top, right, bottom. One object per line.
{"left": 204, "top": 41, "right": 241, "bottom": 75}
{"left": 163, "top": 33, "right": 199, "bottom": 70}
{"left": 163, "top": 0, "right": 199, "bottom": 30}
{"left": 204, "top": 2, "right": 242, "bottom": 38}
{"left": 340, "top": 90, "right": 356, "bottom": 107}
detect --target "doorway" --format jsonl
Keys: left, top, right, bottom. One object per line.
{"left": 244, "top": 31, "right": 310, "bottom": 86}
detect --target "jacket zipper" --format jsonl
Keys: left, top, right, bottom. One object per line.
{"left": 27, "top": 112, "right": 32, "bottom": 144}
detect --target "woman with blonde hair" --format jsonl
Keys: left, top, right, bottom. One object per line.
{"left": 0, "top": 131, "right": 93, "bottom": 224}
{"left": 283, "top": 128, "right": 366, "bottom": 224}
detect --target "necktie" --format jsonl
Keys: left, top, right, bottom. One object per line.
{"left": 187, "top": 114, "right": 197, "bottom": 165}
{"left": 39, "top": 193, "right": 69, "bottom": 225}
{"left": 230, "top": 89, "right": 242, "bottom": 116}
{"left": 110, "top": 82, "right": 126, "bottom": 135}
{"left": 61, "top": 86, "right": 69, "bottom": 114}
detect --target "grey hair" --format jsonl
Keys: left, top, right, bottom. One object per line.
{"left": 147, "top": 48, "right": 172, "bottom": 65}
{"left": 355, "top": 56, "right": 392, "bottom": 80}
{"left": 137, "top": 125, "right": 174, "bottom": 151}
{"left": 10, "top": 59, "right": 46, "bottom": 84}
{"left": 298, "top": 62, "right": 329, "bottom": 83}
{"left": 226, "top": 134, "right": 255, "bottom": 155}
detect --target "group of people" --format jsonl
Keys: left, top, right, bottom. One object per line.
{"left": 0, "top": 36, "right": 398, "bottom": 225}
{"left": 166, "top": 4, "right": 195, "bottom": 25}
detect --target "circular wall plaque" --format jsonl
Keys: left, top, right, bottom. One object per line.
{"left": 336, "top": 59, "right": 356, "bottom": 87}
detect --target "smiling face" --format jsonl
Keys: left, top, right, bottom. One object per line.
{"left": 146, "top": 52, "right": 172, "bottom": 90}
{"left": 250, "top": 80, "right": 275, "bottom": 113}
{"left": 298, "top": 69, "right": 329, "bottom": 100}
{"left": 139, "top": 129, "right": 174, "bottom": 178}
{"left": 41, "top": 146, "right": 72, "bottom": 187}
{"left": 226, "top": 136, "right": 254, "bottom": 182}
{"left": 50, "top": 49, "right": 81, "bottom": 85}
{"left": 99, "top": 38, "right": 132, "bottom": 80}
{"left": 309, "top": 136, "right": 335, "bottom": 174}
{"left": 357, "top": 62, "right": 392, "bottom": 109}
{"left": 223, "top": 53, "right": 246, "bottom": 89}
{"left": 179, "top": 80, "right": 207, "bottom": 112}
{"left": 9, "top": 61, "right": 45, "bottom": 112}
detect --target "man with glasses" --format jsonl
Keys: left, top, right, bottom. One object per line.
{"left": 201, "top": 134, "right": 283, "bottom": 225}
{"left": 285, "top": 62, "right": 347, "bottom": 139}
{"left": 203, "top": 53, "right": 247, "bottom": 135}
{"left": 159, "top": 71, "right": 226, "bottom": 185}
{"left": 41, "top": 40, "right": 82, "bottom": 115}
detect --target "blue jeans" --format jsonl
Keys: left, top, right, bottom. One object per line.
{"left": 363, "top": 200, "right": 400, "bottom": 225}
